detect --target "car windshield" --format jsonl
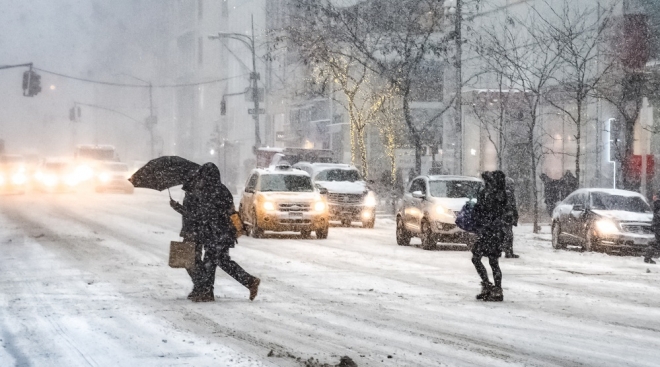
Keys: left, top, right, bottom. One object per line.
{"left": 315, "top": 169, "right": 361, "bottom": 182}
{"left": 260, "top": 174, "right": 314, "bottom": 192}
{"left": 429, "top": 180, "right": 482, "bottom": 198}
{"left": 590, "top": 193, "right": 651, "bottom": 213}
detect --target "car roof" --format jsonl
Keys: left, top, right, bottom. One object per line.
{"left": 417, "top": 175, "right": 482, "bottom": 182}
{"left": 253, "top": 167, "right": 310, "bottom": 177}
{"left": 294, "top": 162, "right": 357, "bottom": 173}
{"left": 568, "top": 188, "right": 645, "bottom": 198}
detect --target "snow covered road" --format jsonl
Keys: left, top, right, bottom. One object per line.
{"left": 1, "top": 191, "right": 660, "bottom": 366}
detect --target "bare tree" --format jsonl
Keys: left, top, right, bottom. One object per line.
{"left": 535, "top": 0, "right": 616, "bottom": 185}
{"left": 480, "top": 12, "right": 562, "bottom": 233}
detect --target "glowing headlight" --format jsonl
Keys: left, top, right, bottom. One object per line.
{"left": 435, "top": 205, "right": 446, "bottom": 215}
{"left": 364, "top": 191, "right": 377, "bottom": 207}
{"left": 263, "top": 201, "right": 276, "bottom": 211}
{"left": 75, "top": 165, "right": 94, "bottom": 181}
{"left": 64, "top": 175, "right": 79, "bottom": 187}
{"left": 0, "top": 175, "right": 5, "bottom": 185}
{"left": 314, "top": 201, "right": 326, "bottom": 212}
{"left": 12, "top": 173, "right": 27, "bottom": 185}
{"left": 43, "top": 175, "right": 58, "bottom": 187}
{"left": 595, "top": 219, "right": 618, "bottom": 235}
{"left": 98, "top": 173, "right": 111, "bottom": 182}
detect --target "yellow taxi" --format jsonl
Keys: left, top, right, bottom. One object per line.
{"left": 239, "top": 164, "right": 329, "bottom": 239}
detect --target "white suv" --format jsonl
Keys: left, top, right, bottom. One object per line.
{"left": 396, "top": 175, "right": 482, "bottom": 249}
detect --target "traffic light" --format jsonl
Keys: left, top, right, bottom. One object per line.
{"left": 22, "top": 70, "right": 42, "bottom": 97}
{"left": 220, "top": 98, "right": 226, "bottom": 115}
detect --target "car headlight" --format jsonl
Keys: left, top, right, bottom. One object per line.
{"left": 75, "top": 165, "right": 94, "bottom": 181}
{"left": 314, "top": 201, "right": 326, "bottom": 212}
{"left": 595, "top": 219, "right": 618, "bottom": 235}
{"left": 43, "top": 175, "right": 58, "bottom": 187}
{"left": 364, "top": 191, "right": 377, "bottom": 207}
{"left": 263, "top": 201, "right": 276, "bottom": 211}
{"left": 435, "top": 205, "right": 446, "bottom": 215}
{"left": 12, "top": 173, "right": 27, "bottom": 185}
{"left": 64, "top": 175, "right": 79, "bottom": 186}
{"left": 0, "top": 175, "right": 5, "bottom": 185}
{"left": 98, "top": 173, "right": 111, "bottom": 182}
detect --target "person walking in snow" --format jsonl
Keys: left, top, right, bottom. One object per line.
{"left": 170, "top": 175, "right": 204, "bottom": 299}
{"left": 502, "top": 177, "right": 519, "bottom": 259}
{"left": 644, "top": 190, "right": 660, "bottom": 264}
{"left": 188, "top": 163, "right": 260, "bottom": 302}
{"left": 471, "top": 170, "right": 508, "bottom": 302}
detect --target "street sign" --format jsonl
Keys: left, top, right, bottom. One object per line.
{"left": 395, "top": 149, "right": 415, "bottom": 170}
{"left": 248, "top": 108, "right": 266, "bottom": 115}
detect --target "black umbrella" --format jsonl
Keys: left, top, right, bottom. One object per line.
{"left": 128, "top": 156, "right": 200, "bottom": 191}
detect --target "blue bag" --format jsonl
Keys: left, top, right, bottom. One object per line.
{"left": 455, "top": 200, "right": 478, "bottom": 233}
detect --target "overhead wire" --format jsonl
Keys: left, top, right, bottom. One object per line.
{"left": 33, "top": 67, "right": 248, "bottom": 88}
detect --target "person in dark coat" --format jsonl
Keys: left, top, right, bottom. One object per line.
{"left": 471, "top": 170, "right": 508, "bottom": 301}
{"left": 180, "top": 162, "right": 260, "bottom": 302}
{"left": 502, "top": 177, "right": 519, "bottom": 259}
{"left": 644, "top": 190, "right": 660, "bottom": 264}
{"left": 170, "top": 175, "right": 204, "bottom": 299}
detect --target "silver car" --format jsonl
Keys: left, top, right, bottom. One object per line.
{"left": 396, "top": 175, "right": 482, "bottom": 250}
{"left": 551, "top": 188, "right": 655, "bottom": 254}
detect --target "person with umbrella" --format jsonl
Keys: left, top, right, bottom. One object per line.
{"left": 180, "top": 163, "right": 260, "bottom": 302}
{"left": 130, "top": 158, "right": 260, "bottom": 302}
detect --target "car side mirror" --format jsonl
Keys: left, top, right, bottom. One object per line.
{"left": 412, "top": 191, "right": 426, "bottom": 199}
{"left": 572, "top": 204, "right": 584, "bottom": 211}
{"left": 318, "top": 187, "right": 328, "bottom": 195}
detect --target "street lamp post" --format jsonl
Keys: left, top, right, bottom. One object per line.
{"left": 117, "top": 73, "right": 156, "bottom": 158}
{"left": 209, "top": 14, "right": 262, "bottom": 153}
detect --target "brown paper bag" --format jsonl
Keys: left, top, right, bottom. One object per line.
{"left": 169, "top": 241, "right": 195, "bottom": 269}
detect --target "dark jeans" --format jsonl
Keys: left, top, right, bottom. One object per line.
{"left": 472, "top": 255, "right": 502, "bottom": 288}
{"left": 503, "top": 226, "right": 514, "bottom": 254}
{"left": 199, "top": 243, "right": 254, "bottom": 294}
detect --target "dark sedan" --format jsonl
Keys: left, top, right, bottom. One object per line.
{"left": 551, "top": 188, "right": 655, "bottom": 254}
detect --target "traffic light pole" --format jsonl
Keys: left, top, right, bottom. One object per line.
{"left": 0, "top": 62, "right": 33, "bottom": 70}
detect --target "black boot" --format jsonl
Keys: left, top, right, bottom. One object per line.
{"left": 476, "top": 281, "right": 493, "bottom": 300}
{"left": 644, "top": 258, "right": 656, "bottom": 264}
{"left": 187, "top": 288, "right": 201, "bottom": 299}
{"left": 505, "top": 252, "right": 519, "bottom": 259}
{"left": 488, "top": 286, "right": 503, "bottom": 302}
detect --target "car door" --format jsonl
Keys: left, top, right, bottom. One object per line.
{"left": 407, "top": 178, "right": 426, "bottom": 233}
{"left": 565, "top": 193, "right": 587, "bottom": 243}
{"left": 241, "top": 173, "right": 259, "bottom": 224}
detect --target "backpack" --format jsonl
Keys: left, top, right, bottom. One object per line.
{"left": 455, "top": 200, "right": 478, "bottom": 233}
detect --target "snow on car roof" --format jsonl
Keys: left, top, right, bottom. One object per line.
{"left": 571, "top": 188, "right": 645, "bottom": 197}
{"left": 254, "top": 167, "right": 310, "bottom": 176}
{"left": 426, "top": 175, "right": 482, "bottom": 182}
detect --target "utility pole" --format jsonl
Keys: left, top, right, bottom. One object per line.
{"left": 454, "top": 0, "right": 463, "bottom": 175}
{"left": 209, "top": 14, "right": 263, "bottom": 154}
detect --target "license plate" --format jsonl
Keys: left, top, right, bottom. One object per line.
{"left": 289, "top": 212, "right": 303, "bottom": 218}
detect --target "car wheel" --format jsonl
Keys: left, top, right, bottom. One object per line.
{"left": 421, "top": 220, "right": 436, "bottom": 250}
{"left": 396, "top": 217, "right": 411, "bottom": 246}
{"left": 583, "top": 227, "right": 597, "bottom": 252}
{"left": 362, "top": 217, "right": 375, "bottom": 229}
{"left": 315, "top": 226, "right": 328, "bottom": 239}
{"left": 301, "top": 229, "right": 312, "bottom": 239}
{"left": 552, "top": 223, "right": 566, "bottom": 249}
{"left": 251, "top": 209, "right": 264, "bottom": 238}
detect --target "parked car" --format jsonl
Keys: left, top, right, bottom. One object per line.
{"left": 396, "top": 175, "right": 482, "bottom": 249}
{"left": 551, "top": 188, "right": 655, "bottom": 254}
{"left": 239, "top": 164, "right": 329, "bottom": 239}
{"left": 0, "top": 154, "right": 28, "bottom": 194}
{"left": 294, "top": 162, "right": 376, "bottom": 228}
{"left": 94, "top": 162, "right": 134, "bottom": 194}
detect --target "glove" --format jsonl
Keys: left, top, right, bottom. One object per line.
{"left": 170, "top": 199, "right": 178, "bottom": 209}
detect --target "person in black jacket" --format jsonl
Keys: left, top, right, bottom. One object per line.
{"left": 176, "top": 163, "right": 260, "bottom": 302}
{"left": 502, "top": 177, "right": 519, "bottom": 258}
{"left": 471, "top": 170, "right": 508, "bottom": 301}
{"left": 170, "top": 175, "right": 204, "bottom": 299}
{"left": 644, "top": 190, "right": 660, "bottom": 264}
